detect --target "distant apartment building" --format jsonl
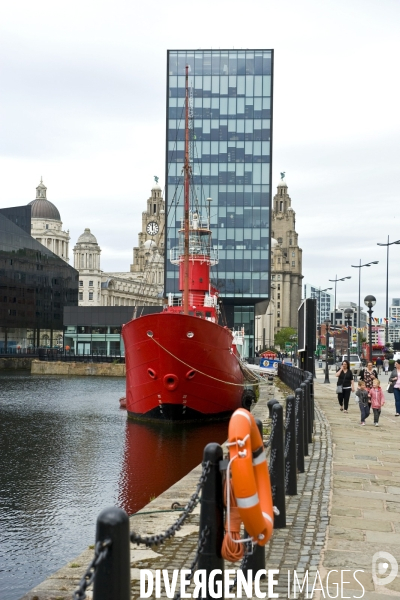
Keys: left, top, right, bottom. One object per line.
{"left": 304, "top": 284, "right": 333, "bottom": 324}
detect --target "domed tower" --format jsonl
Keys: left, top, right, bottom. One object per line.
{"left": 29, "top": 178, "right": 70, "bottom": 262}
{"left": 73, "top": 228, "right": 102, "bottom": 306}
{"left": 130, "top": 180, "right": 165, "bottom": 274}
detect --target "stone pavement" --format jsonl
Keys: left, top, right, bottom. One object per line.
{"left": 21, "top": 370, "right": 400, "bottom": 599}
{"left": 315, "top": 367, "right": 400, "bottom": 598}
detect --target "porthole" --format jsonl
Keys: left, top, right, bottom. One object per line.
{"left": 187, "top": 331, "right": 194, "bottom": 338}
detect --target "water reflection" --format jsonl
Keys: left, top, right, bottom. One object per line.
{"left": 0, "top": 372, "right": 228, "bottom": 600}
{"left": 118, "top": 419, "right": 228, "bottom": 515}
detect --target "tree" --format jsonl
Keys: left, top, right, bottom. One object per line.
{"left": 274, "top": 327, "right": 297, "bottom": 350}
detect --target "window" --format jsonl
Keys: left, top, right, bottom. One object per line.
{"left": 277, "top": 321, "right": 280, "bottom": 327}
{"left": 277, "top": 302, "right": 280, "bottom": 309}
{"left": 292, "top": 261, "right": 295, "bottom": 267}
{"left": 277, "top": 257, "right": 281, "bottom": 263}
{"left": 279, "top": 201, "right": 283, "bottom": 211}
{"left": 89, "top": 292, "right": 93, "bottom": 300}
{"left": 277, "top": 312, "right": 280, "bottom": 318}
{"left": 292, "top": 251, "right": 295, "bottom": 257}
{"left": 277, "top": 285, "right": 280, "bottom": 290}
{"left": 278, "top": 237, "right": 282, "bottom": 244}
{"left": 277, "top": 294, "right": 280, "bottom": 299}
{"left": 46, "top": 224, "right": 49, "bottom": 229}
{"left": 89, "top": 281, "right": 93, "bottom": 287}
{"left": 289, "top": 239, "right": 292, "bottom": 245}
{"left": 79, "top": 280, "right": 83, "bottom": 287}
{"left": 79, "top": 292, "right": 83, "bottom": 300}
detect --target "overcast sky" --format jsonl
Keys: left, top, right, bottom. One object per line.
{"left": 1, "top": 0, "right": 399, "bottom": 317}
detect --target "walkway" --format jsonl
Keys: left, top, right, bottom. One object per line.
{"left": 315, "top": 367, "right": 400, "bottom": 598}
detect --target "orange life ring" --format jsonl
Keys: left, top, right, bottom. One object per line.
{"left": 226, "top": 408, "right": 274, "bottom": 546}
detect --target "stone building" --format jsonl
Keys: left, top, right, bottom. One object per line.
{"left": 270, "top": 177, "right": 303, "bottom": 332}
{"left": 73, "top": 182, "right": 165, "bottom": 307}
{"left": 29, "top": 179, "right": 70, "bottom": 262}
{"left": 130, "top": 181, "right": 165, "bottom": 287}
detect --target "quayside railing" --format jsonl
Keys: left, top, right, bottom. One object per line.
{"left": 72, "top": 364, "right": 314, "bottom": 600}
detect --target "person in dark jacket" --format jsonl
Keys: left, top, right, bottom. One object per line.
{"left": 336, "top": 360, "right": 355, "bottom": 413}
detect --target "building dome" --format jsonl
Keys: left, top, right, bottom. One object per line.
{"left": 29, "top": 198, "right": 61, "bottom": 220}
{"left": 77, "top": 228, "right": 98, "bottom": 244}
{"left": 28, "top": 178, "right": 61, "bottom": 220}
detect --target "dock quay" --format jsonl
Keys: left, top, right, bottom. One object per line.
{"left": 21, "top": 369, "right": 400, "bottom": 599}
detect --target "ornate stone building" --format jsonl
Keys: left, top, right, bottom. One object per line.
{"left": 29, "top": 179, "right": 70, "bottom": 262}
{"left": 270, "top": 177, "right": 303, "bottom": 333}
{"left": 73, "top": 182, "right": 165, "bottom": 307}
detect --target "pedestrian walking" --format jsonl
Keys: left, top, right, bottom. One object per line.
{"left": 356, "top": 380, "right": 370, "bottom": 425}
{"left": 359, "top": 361, "right": 378, "bottom": 406}
{"left": 383, "top": 358, "right": 390, "bottom": 376}
{"left": 369, "top": 378, "right": 385, "bottom": 426}
{"left": 375, "top": 357, "right": 383, "bottom": 375}
{"left": 336, "top": 360, "right": 355, "bottom": 413}
{"left": 389, "top": 359, "right": 400, "bottom": 416}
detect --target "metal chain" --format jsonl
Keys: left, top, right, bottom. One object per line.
{"left": 72, "top": 461, "right": 210, "bottom": 600}
{"left": 173, "top": 525, "right": 210, "bottom": 600}
{"left": 130, "top": 460, "right": 210, "bottom": 547}
{"left": 72, "top": 538, "right": 112, "bottom": 600}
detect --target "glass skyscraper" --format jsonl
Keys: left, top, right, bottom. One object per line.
{"left": 165, "top": 50, "right": 273, "bottom": 352}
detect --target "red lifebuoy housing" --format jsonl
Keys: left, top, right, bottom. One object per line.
{"left": 226, "top": 408, "right": 274, "bottom": 546}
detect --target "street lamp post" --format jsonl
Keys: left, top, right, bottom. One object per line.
{"left": 266, "top": 313, "right": 273, "bottom": 349}
{"left": 351, "top": 260, "right": 379, "bottom": 356}
{"left": 329, "top": 274, "right": 351, "bottom": 361}
{"left": 324, "top": 319, "right": 330, "bottom": 384}
{"left": 364, "top": 295, "right": 377, "bottom": 363}
{"left": 377, "top": 236, "right": 400, "bottom": 345}
{"left": 344, "top": 308, "right": 353, "bottom": 363}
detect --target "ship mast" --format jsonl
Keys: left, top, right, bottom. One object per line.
{"left": 182, "top": 65, "right": 191, "bottom": 315}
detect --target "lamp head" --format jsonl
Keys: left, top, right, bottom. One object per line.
{"left": 364, "top": 294, "right": 377, "bottom": 308}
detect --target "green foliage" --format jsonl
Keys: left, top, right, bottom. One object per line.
{"left": 274, "top": 327, "right": 297, "bottom": 350}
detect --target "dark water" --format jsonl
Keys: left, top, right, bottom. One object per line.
{"left": 0, "top": 372, "right": 228, "bottom": 600}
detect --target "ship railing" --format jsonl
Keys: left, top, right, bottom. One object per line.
{"left": 170, "top": 247, "right": 218, "bottom": 266}
{"left": 167, "top": 292, "right": 216, "bottom": 308}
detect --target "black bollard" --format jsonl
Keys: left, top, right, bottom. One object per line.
{"left": 300, "top": 382, "right": 309, "bottom": 457}
{"left": 269, "top": 403, "right": 286, "bottom": 528}
{"left": 308, "top": 377, "right": 315, "bottom": 429}
{"left": 267, "top": 398, "right": 279, "bottom": 418}
{"left": 285, "top": 395, "right": 297, "bottom": 495}
{"left": 92, "top": 507, "right": 131, "bottom": 600}
{"left": 245, "top": 418, "right": 266, "bottom": 577}
{"left": 305, "top": 380, "right": 313, "bottom": 443}
{"left": 295, "top": 387, "right": 305, "bottom": 473}
{"left": 198, "top": 442, "right": 224, "bottom": 597}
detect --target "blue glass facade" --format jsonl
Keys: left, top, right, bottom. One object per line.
{"left": 165, "top": 50, "right": 273, "bottom": 353}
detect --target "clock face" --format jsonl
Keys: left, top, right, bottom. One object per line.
{"left": 146, "top": 221, "right": 159, "bottom": 236}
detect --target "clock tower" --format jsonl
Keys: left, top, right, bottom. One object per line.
{"left": 130, "top": 180, "right": 165, "bottom": 274}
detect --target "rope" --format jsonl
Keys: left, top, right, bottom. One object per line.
{"left": 221, "top": 464, "right": 244, "bottom": 562}
{"left": 148, "top": 334, "right": 258, "bottom": 387}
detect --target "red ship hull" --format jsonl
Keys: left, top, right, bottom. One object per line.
{"left": 122, "top": 312, "right": 245, "bottom": 422}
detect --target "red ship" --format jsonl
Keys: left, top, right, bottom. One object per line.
{"left": 121, "top": 66, "right": 258, "bottom": 422}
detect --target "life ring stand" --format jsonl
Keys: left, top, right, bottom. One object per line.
{"left": 225, "top": 408, "right": 274, "bottom": 548}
